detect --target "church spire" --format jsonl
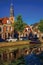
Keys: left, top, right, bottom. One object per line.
{"left": 9, "top": 0, "right": 14, "bottom": 23}
{"left": 10, "top": 1, "right": 14, "bottom": 17}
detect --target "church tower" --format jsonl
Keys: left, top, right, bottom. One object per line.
{"left": 9, "top": 2, "right": 14, "bottom": 23}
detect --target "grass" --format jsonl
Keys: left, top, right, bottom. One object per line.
{"left": 0, "top": 40, "right": 29, "bottom": 47}
{"left": 0, "top": 40, "right": 42, "bottom": 53}
{"left": 0, "top": 40, "right": 29, "bottom": 53}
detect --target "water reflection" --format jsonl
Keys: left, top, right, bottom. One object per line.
{"left": 24, "top": 52, "right": 43, "bottom": 65}
{"left": 0, "top": 50, "right": 43, "bottom": 65}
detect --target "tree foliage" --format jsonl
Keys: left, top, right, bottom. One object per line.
{"left": 38, "top": 20, "right": 43, "bottom": 32}
{"left": 14, "top": 15, "right": 27, "bottom": 32}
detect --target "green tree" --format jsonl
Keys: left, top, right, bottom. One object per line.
{"left": 38, "top": 20, "right": 43, "bottom": 32}
{"left": 14, "top": 15, "right": 27, "bottom": 32}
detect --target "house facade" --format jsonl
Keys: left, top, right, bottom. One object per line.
{"left": 0, "top": 17, "right": 14, "bottom": 39}
{"left": 22, "top": 25, "right": 32, "bottom": 37}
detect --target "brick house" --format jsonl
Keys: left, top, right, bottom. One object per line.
{"left": 0, "top": 17, "right": 14, "bottom": 39}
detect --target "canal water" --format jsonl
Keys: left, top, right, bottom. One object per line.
{"left": 24, "top": 52, "right": 43, "bottom": 65}
{"left": 0, "top": 52, "right": 43, "bottom": 65}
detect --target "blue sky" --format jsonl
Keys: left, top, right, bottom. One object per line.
{"left": 0, "top": 0, "right": 43, "bottom": 25}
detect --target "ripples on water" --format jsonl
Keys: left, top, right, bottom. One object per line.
{"left": 24, "top": 52, "right": 43, "bottom": 65}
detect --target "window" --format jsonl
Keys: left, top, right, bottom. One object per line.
{"left": 0, "top": 27, "right": 1, "bottom": 32}
{"left": 6, "top": 27, "right": 9, "bottom": 31}
{"left": 0, "top": 20, "right": 2, "bottom": 24}
{"left": 0, "top": 34, "right": 1, "bottom": 38}
{"left": 11, "top": 27, "right": 12, "bottom": 31}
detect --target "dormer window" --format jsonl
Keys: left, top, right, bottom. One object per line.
{"left": 7, "top": 20, "right": 11, "bottom": 24}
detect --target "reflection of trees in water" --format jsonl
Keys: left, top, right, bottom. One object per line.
{"left": 9, "top": 55, "right": 25, "bottom": 65}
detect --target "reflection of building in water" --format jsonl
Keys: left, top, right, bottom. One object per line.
{"left": 0, "top": 46, "right": 43, "bottom": 61}
{"left": 0, "top": 3, "right": 14, "bottom": 39}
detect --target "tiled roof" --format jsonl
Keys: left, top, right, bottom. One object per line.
{"left": 0, "top": 17, "right": 9, "bottom": 24}
{"left": 2, "top": 17, "right": 9, "bottom": 24}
